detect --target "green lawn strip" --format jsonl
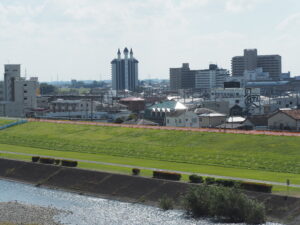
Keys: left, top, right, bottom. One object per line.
{"left": 0, "top": 119, "right": 16, "bottom": 126}
{"left": 1, "top": 143, "right": 300, "bottom": 185}
{"left": 272, "top": 185, "right": 300, "bottom": 197}
{"left": 2, "top": 153, "right": 300, "bottom": 196}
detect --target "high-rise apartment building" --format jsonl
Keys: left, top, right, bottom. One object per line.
{"left": 111, "top": 48, "right": 139, "bottom": 91}
{"left": 195, "top": 64, "right": 229, "bottom": 92}
{"left": 170, "top": 63, "right": 196, "bottom": 91}
{"left": 232, "top": 49, "right": 282, "bottom": 80}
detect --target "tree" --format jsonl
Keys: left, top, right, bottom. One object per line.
{"left": 40, "top": 83, "right": 57, "bottom": 95}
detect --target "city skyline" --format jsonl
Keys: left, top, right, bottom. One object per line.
{"left": 0, "top": 0, "right": 300, "bottom": 82}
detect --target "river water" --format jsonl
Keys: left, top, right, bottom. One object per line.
{"left": 0, "top": 179, "right": 282, "bottom": 225}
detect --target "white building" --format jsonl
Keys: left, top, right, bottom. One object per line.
{"left": 195, "top": 64, "right": 229, "bottom": 92}
{"left": 166, "top": 111, "right": 199, "bottom": 128}
{"left": 210, "top": 88, "right": 260, "bottom": 108}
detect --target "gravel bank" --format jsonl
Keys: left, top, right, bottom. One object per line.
{"left": 0, "top": 201, "right": 66, "bottom": 225}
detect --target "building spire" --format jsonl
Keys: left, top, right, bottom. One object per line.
{"left": 124, "top": 47, "right": 129, "bottom": 59}
{"left": 130, "top": 48, "right": 133, "bottom": 59}
{"left": 117, "top": 48, "right": 121, "bottom": 59}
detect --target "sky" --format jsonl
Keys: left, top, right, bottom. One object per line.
{"left": 0, "top": 0, "right": 300, "bottom": 82}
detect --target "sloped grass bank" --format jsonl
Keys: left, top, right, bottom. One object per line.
{"left": 0, "top": 122, "right": 299, "bottom": 175}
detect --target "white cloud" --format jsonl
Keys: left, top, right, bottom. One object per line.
{"left": 224, "top": 0, "right": 268, "bottom": 13}
{"left": 277, "top": 12, "right": 300, "bottom": 30}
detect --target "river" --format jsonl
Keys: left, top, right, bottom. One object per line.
{"left": 0, "top": 179, "right": 282, "bottom": 225}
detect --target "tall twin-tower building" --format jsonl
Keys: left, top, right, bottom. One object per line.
{"left": 111, "top": 48, "right": 139, "bottom": 91}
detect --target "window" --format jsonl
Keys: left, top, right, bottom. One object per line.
{"left": 235, "top": 100, "right": 240, "bottom": 104}
{"left": 24, "top": 84, "right": 27, "bottom": 87}
{"left": 24, "top": 97, "right": 27, "bottom": 100}
{"left": 179, "top": 119, "right": 182, "bottom": 123}
{"left": 167, "top": 119, "right": 169, "bottom": 123}
{"left": 290, "top": 102, "right": 293, "bottom": 105}
{"left": 24, "top": 90, "right": 27, "bottom": 93}
{"left": 186, "top": 119, "right": 188, "bottom": 122}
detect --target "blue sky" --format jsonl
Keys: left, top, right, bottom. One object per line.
{"left": 0, "top": 0, "right": 299, "bottom": 81}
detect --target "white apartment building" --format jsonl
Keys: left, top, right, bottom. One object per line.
{"left": 195, "top": 64, "right": 228, "bottom": 92}
{"left": 0, "top": 64, "right": 39, "bottom": 117}
{"left": 49, "top": 99, "right": 99, "bottom": 113}
{"left": 210, "top": 88, "right": 260, "bottom": 109}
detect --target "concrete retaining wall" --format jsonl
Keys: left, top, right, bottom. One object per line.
{"left": 0, "top": 158, "right": 299, "bottom": 224}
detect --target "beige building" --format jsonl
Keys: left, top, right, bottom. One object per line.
{"left": 198, "top": 113, "right": 227, "bottom": 128}
{"left": 268, "top": 109, "right": 300, "bottom": 131}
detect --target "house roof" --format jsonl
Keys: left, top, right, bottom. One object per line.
{"left": 120, "top": 97, "right": 145, "bottom": 102}
{"left": 194, "top": 108, "right": 216, "bottom": 115}
{"left": 198, "top": 113, "right": 226, "bottom": 117}
{"left": 280, "top": 109, "right": 300, "bottom": 120}
{"left": 226, "top": 116, "right": 245, "bottom": 123}
{"left": 150, "top": 100, "right": 187, "bottom": 112}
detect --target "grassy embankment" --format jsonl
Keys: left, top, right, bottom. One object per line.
{"left": 0, "top": 121, "right": 300, "bottom": 195}
{"left": 0, "top": 119, "right": 16, "bottom": 127}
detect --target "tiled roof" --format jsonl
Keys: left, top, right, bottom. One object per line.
{"left": 281, "top": 109, "right": 300, "bottom": 120}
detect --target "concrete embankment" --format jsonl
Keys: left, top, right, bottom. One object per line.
{"left": 0, "top": 158, "right": 300, "bottom": 224}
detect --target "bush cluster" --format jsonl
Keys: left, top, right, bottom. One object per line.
{"left": 189, "top": 174, "right": 203, "bottom": 183}
{"left": 132, "top": 168, "right": 140, "bottom": 176}
{"left": 240, "top": 181, "right": 272, "bottom": 193}
{"left": 61, "top": 160, "right": 78, "bottom": 167}
{"left": 39, "top": 157, "right": 55, "bottom": 164}
{"left": 204, "top": 177, "right": 272, "bottom": 193}
{"left": 183, "top": 185, "right": 266, "bottom": 224}
{"left": 153, "top": 171, "right": 181, "bottom": 181}
{"left": 31, "top": 156, "right": 78, "bottom": 168}
{"left": 159, "top": 195, "right": 174, "bottom": 210}
{"left": 31, "top": 156, "right": 40, "bottom": 163}
{"left": 205, "top": 177, "right": 215, "bottom": 185}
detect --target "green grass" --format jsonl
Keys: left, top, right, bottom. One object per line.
{"left": 0, "top": 119, "right": 16, "bottom": 127}
{"left": 1, "top": 139, "right": 300, "bottom": 186}
{"left": 0, "top": 121, "right": 299, "bottom": 174}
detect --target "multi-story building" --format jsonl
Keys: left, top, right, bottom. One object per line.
{"left": 111, "top": 48, "right": 139, "bottom": 92}
{"left": 170, "top": 63, "right": 196, "bottom": 91}
{"left": 195, "top": 64, "right": 229, "bottom": 92}
{"left": 0, "top": 64, "right": 39, "bottom": 117}
{"left": 232, "top": 49, "right": 282, "bottom": 80}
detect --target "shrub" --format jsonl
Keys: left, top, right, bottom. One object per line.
{"left": 61, "top": 160, "right": 78, "bottom": 167}
{"left": 183, "top": 185, "right": 266, "bottom": 224}
{"left": 215, "top": 179, "right": 239, "bottom": 187}
{"left": 159, "top": 195, "right": 174, "bottom": 210}
{"left": 32, "top": 156, "right": 40, "bottom": 163}
{"left": 189, "top": 174, "right": 203, "bottom": 183}
{"left": 54, "top": 159, "right": 61, "bottom": 165}
{"left": 132, "top": 168, "right": 140, "bottom": 176}
{"left": 153, "top": 171, "right": 181, "bottom": 181}
{"left": 114, "top": 117, "right": 124, "bottom": 124}
{"left": 240, "top": 182, "right": 272, "bottom": 193}
{"left": 39, "top": 157, "right": 55, "bottom": 164}
{"left": 205, "top": 177, "right": 215, "bottom": 185}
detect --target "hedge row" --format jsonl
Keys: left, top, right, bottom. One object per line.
{"left": 153, "top": 171, "right": 181, "bottom": 181}
{"left": 32, "top": 156, "right": 78, "bottom": 167}
{"left": 203, "top": 176, "right": 272, "bottom": 193}
{"left": 240, "top": 181, "right": 272, "bottom": 193}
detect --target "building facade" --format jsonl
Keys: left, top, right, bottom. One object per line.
{"left": 195, "top": 64, "right": 229, "bottom": 92}
{"left": 0, "top": 64, "right": 39, "bottom": 117}
{"left": 111, "top": 48, "right": 139, "bottom": 92}
{"left": 232, "top": 49, "right": 282, "bottom": 80}
{"left": 170, "top": 63, "right": 196, "bottom": 91}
